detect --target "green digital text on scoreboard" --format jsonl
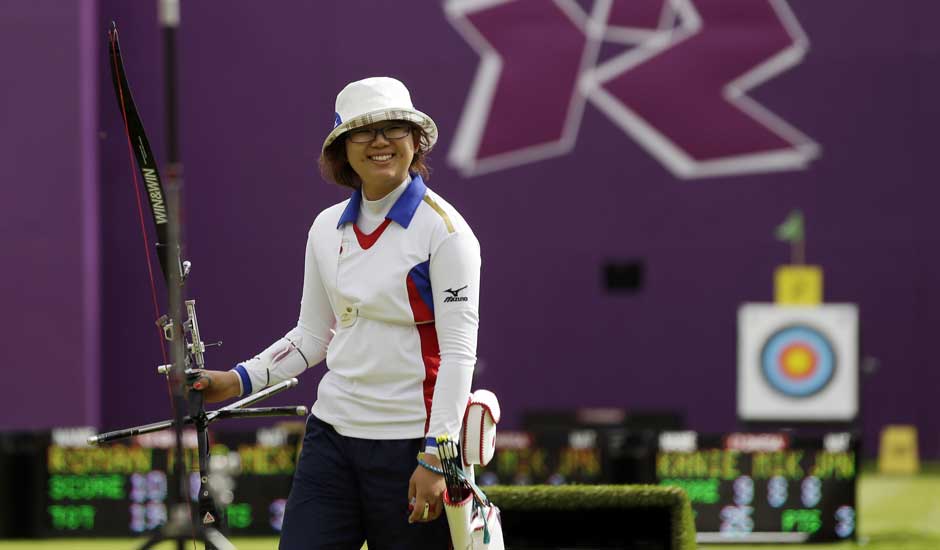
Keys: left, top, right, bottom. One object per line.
{"left": 40, "top": 427, "right": 299, "bottom": 537}
{"left": 656, "top": 432, "right": 858, "bottom": 543}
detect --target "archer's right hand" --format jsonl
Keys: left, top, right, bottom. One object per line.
{"left": 187, "top": 369, "right": 242, "bottom": 403}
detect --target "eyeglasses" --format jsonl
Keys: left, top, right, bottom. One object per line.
{"left": 347, "top": 124, "right": 412, "bottom": 143}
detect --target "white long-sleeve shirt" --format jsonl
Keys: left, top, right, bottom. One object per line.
{"left": 233, "top": 175, "right": 480, "bottom": 452}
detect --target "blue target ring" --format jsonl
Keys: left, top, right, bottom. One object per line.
{"left": 760, "top": 325, "right": 836, "bottom": 398}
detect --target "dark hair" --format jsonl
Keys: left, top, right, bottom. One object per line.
{"left": 319, "top": 122, "right": 432, "bottom": 189}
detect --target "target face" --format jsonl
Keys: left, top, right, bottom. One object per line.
{"left": 760, "top": 325, "right": 836, "bottom": 398}
{"left": 738, "top": 303, "right": 858, "bottom": 421}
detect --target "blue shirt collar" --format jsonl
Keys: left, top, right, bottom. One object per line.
{"left": 336, "top": 174, "right": 427, "bottom": 229}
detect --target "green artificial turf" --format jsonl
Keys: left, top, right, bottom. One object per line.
{"left": 2, "top": 471, "right": 938, "bottom": 549}
{"left": 485, "top": 484, "right": 695, "bottom": 550}
{"left": 0, "top": 538, "right": 276, "bottom": 549}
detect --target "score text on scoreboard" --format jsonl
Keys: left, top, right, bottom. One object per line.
{"left": 475, "top": 430, "right": 606, "bottom": 486}
{"left": 41, "top": 426, "right": 300, "bottom": 537}
{"left": 656, "top": 431, "right": 858, "bottom": 543}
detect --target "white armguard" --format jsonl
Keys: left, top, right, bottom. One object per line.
{"left": 461, "top": 389, "right": 500, "bottom": 467}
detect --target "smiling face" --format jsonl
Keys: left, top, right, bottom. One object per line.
{"left": 345, "top": 121, "right": 418, "bottom": 200}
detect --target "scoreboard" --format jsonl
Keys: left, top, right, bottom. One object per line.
{"left": 474, "top": 429, "right": 608, "bottom": 486}
{"left": 0, "top": 424, "right": 857, "bottom": 543}
{"left": 471, "top": 426, "right": 857, "bottom": 544}
{"left": 38, "top": 426, "right": 300, "bottom": 537}
{"left": 656, "top": 431, "right": 858, "bottom": 543}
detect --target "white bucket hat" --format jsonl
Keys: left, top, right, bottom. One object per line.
{"left": 322, "top": 77, "right": 438, "bottom": 153}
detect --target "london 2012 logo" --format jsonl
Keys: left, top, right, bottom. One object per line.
{"left": 444, "top": 0, "right": 819, "bottom": 179}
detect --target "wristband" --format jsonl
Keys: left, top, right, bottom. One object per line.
{"left": 417, "top": 457, "right": 444, "bottom": 476}
{"left": 423, "top": 436, "right": 439, "bottom": 456}
{"left": 232, "top": 364, "right": 251, "bottom": 397}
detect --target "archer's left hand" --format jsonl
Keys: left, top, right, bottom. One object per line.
{"left": 187, "top": 369, "right": 241, "bottom": 403}
{"left": 408, "top": 454, "right": 445, "bottom": 523}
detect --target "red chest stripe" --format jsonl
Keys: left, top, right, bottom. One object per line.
{"left": 353, "top": 219, "right": 392, "bottom": 249}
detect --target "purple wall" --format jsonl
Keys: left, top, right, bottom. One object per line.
{"left": 4, "top": 1, "right": 939, "bottom": 458}
{"left": 0, "top": 0, "right": 99, "bottom": 428}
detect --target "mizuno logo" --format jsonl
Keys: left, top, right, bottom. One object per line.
{"left": 443, "top": 285, "right": 469, "bottom": 303}
{"left": 142, "top": 168, "right": 167, "bottom": 224}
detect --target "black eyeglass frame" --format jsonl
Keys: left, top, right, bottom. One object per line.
{"left": 346, "top": 123, "right": 413, "bottom": 144}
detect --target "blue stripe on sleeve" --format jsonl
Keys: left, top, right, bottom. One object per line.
{"left": 233, "top": 364, "right": 252, "bottom": 397}
{"left": 408, "top": 260, "right": 434, "bottom": 314}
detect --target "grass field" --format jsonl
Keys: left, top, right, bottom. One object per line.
{"left": 1, "top": 471, "right": 937, "bottom": 549}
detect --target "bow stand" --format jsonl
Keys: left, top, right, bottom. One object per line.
{"left": 89, "top": 9, "right": 307, "bottom": 550}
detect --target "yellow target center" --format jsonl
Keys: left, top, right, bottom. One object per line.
{"left": 782, "top": 346, "right": 815, "bottom": 377}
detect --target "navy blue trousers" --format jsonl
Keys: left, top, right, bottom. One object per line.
{"left": 279, "top": 415, "right": 450, "bottom": 550}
